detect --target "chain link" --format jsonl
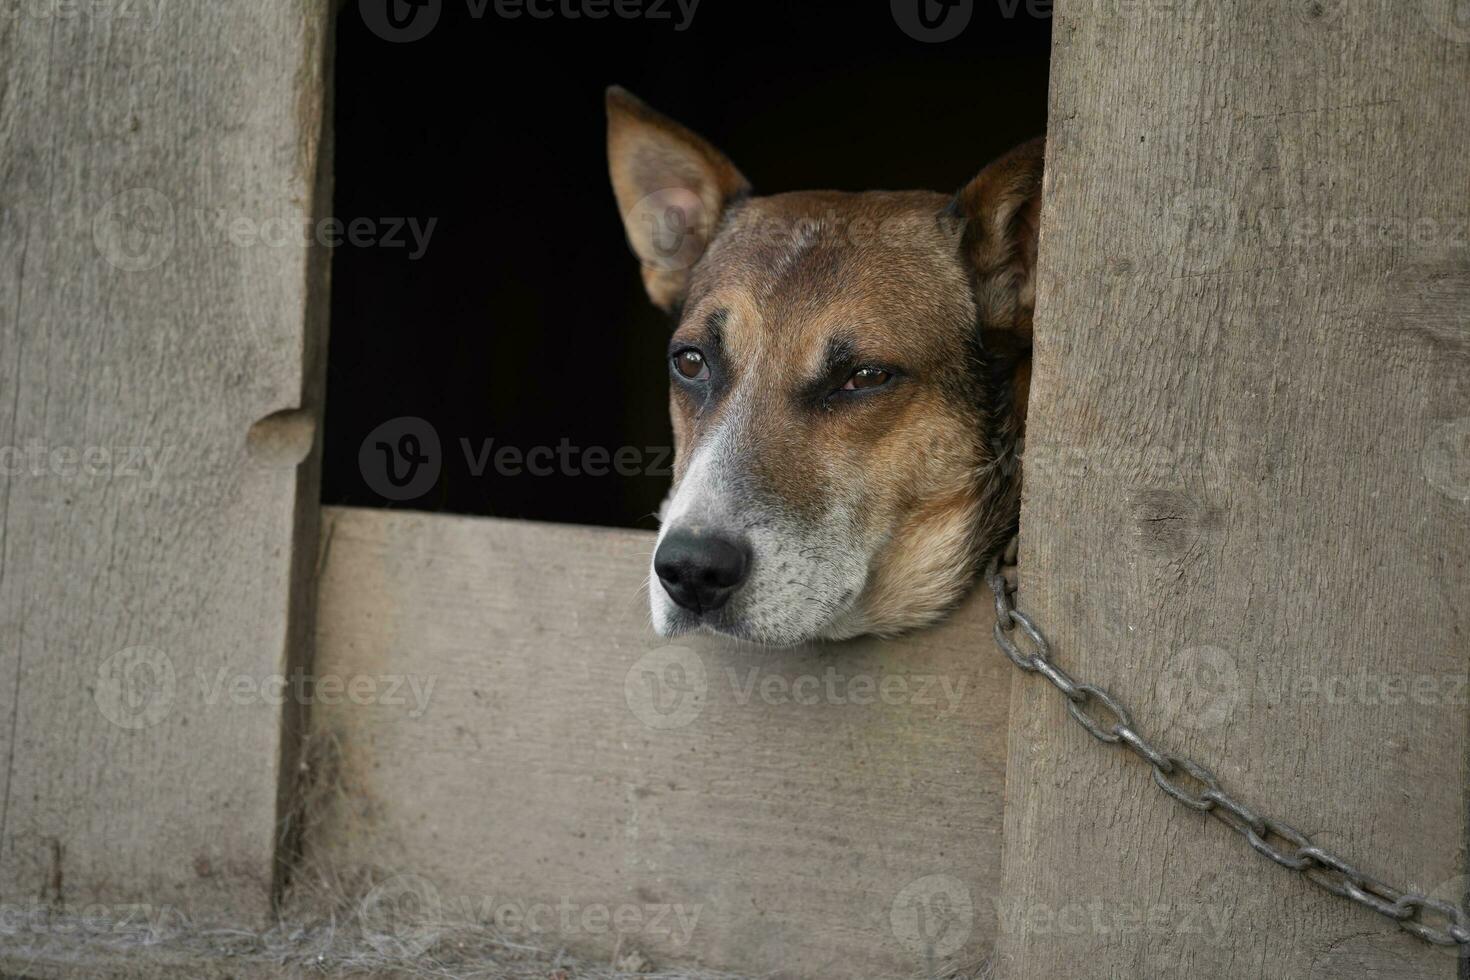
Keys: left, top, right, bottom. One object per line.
{"left": 985, "top": 542, "right": 1470, "bottom": 950}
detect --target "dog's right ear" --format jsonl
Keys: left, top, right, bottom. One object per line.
{"left": 949, "top": 138, "right": 1045, "bottom": 427}
{"left": 949, "top": 137, "right": 1045, "bottom": 343}
{"left": 607, "top": 86, "right": 751, "bottom": 312}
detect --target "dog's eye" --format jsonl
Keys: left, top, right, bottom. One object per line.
{"left": 842, "top": 366, "right": 892, "bottom": 391}
{"left": 672, "top": 348, "right": 710, "bottom": 381}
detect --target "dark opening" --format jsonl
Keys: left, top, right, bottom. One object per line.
{"left": 322, "top": 0, "right": 1051, "bottom": 529}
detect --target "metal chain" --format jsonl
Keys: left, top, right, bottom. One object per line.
{"left": 985, "top": 539, "right": 1470, "bottom": 950}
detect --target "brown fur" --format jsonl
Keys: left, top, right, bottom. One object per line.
{"left": 608, "top": 86, "right": 1043, "bottom": 641}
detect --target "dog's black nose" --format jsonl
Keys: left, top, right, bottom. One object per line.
{"left": 654, "top": 528, "right": 750, "bottom": 614}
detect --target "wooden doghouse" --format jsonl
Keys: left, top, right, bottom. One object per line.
{"left": 0, "top": 2, "right": 1466, "bottom": 977}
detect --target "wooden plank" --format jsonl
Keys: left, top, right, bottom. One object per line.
{"left": 995, "top": 2, "right": 1469, "bottom": 978}
{"left": 0, "top": 2, "right": 333, "bottom": 921}
{"left": 303, "top": 506, "right": 1011, "bottom": 978}
{"left": 0, "top": 949, "right": 285, "bottom": 980}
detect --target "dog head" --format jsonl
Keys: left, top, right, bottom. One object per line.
{"left": 608, "top": 87, "right": 1042, "bottom": 645}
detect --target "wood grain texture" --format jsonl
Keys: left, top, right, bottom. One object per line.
{"left": 0, "top": 948, "right": 288, "bottom": 980}
{"left": 305, "top": 507, "right": 1012, "bottom": 978}
{"left": 0, "top": 2, "right": 333, "bottom": 921}
{"left": 996, "top": 2, "right": 1469, "bottom": 978}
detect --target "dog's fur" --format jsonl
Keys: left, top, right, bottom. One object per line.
{"left": 608, "top": 87, "right": 1043, "bottom": 646}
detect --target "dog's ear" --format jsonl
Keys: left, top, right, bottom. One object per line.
{"left": 950, "top": 137, "right": 1045, "bottom": 345}
{"left": 607, "top": 86, "right": 751, "bottom": 312}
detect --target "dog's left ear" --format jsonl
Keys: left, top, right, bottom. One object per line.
{"left": 607, "top": 86, "right": 751, "bottom": 312}
{"left": 950, "top": 137, "right": 1045, "bottom": 344}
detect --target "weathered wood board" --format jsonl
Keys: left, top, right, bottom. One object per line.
{"left": 304, "top": 506, "right": 1012, "bottom": 978}
{"left": 0, "top": 3, "right": 333, "bottom": 921}
{"left": 0, "top": 948, "right": 289, "bottom": 980}
{"left": 995, "top": 2, "right": 1469, "bottom": 978}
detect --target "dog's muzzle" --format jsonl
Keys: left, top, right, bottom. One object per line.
{"left": 653, "top": 527, "right": 751, "bottom": 614}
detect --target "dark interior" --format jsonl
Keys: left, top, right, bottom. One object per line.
{"left": 322, "top": 0, "right": 1052, "bottom": 530}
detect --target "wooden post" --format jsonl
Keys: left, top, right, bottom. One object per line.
{"left": 995, "top": 2, "right": 1469, "bottom": 978}
{"left": 0, "top": 2, "right": 334, "bottom": 921}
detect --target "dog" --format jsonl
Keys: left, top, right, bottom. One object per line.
{"left": 607, "top": 87, "right": 1042, "bottom": 646}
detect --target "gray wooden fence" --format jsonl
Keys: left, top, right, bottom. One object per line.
{"left": 0, "top": 0, "right": 333, "bottom": 926}
{"left": 995, "top": 2, "right": 1469, "bottom": 977}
